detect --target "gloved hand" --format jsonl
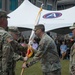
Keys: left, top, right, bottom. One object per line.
{"left": 22, "top": 62, "right": 27, "bottom": 68}
{"left": 22, "top": 62, "right": 30, "bottom": 68}
{"left": 23, "top": 56, "right": 28, "bottom": 62}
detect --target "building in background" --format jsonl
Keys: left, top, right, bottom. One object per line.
{"left": 0, "top": 0, "right": 24, "bottom": 13}
{"left": 29, "top": 0, "right": 58, "bottom": 10}
{"left": 57, "top": 0, "right": 75, "bottom": 10}
{"left": 0, "top": 0, "right": 75, "bottom": 13}
{"left": 29, "top": 0, "right": 75, "bottom": 10}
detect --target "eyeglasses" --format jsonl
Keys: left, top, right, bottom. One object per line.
{"left": 34, "top": 29, "right": 39, "bottom": 32}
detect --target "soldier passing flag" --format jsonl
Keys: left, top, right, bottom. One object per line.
{"left": 20, "top": 4, "right": 43, "bottom": 75}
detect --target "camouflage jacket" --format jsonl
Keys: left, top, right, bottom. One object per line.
{"left": 0, "top": 27, "right": 13, "bottom": 75}
{"left": 70, "top": 43, "right": 75, "bottom": 72}
{"left": 6, "top": 37, "right": 27, "bottom": 73}
{"left": 8, "top": 40, "right": 27, "bottom": 62}
{"left": 0, "top": 27, "right": 26, "bottom": 75}
{"left": 29, "top": 33, "right": 61, "bottom": 72}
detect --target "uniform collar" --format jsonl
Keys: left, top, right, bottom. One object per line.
{"left": 41, "top": 33, "right": 46, "bottom": 39}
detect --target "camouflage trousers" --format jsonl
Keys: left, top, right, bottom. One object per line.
{"left": 7, "top": 71, "right": 15, "bottom": 75}
{"left": 0, "top": 73, "right": 6, "bottom": 75}
{"left": 43, "top": 69, "right": 61, "bottom": 75}
{"left": 0, "top": 71, "right": 8, "bottom": 75}
{"left": 7, "top": 61, "right": 16, "bottom": 75}
{"left": 70, "top": 65, "right": 75, "bottom": 75}
{"left": 0, "top": 70, "right": 15, "bottom": 75}
{"left": 7, "top": 66, "right": 15, "bottom": 75}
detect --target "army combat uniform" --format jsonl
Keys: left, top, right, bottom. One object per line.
{"left": 7, "top": 40, "right": 27, "bottom": 75}
{"left": 0, "top": 27, "right": 27, "bottom": 75}
{"left": 0, "top": 9, "right": 26, "bottom": 75}
{"left": 27, "top": 33, "right": 61, "bottom": 75}
{"left": 7, "top": 26, "right": 27, "bottom": 75}
{"left": 70, "top": 43, "right": 75, "bottom": 75}
{"left": 0, "top": 27, "right": 13, "bottom": 75}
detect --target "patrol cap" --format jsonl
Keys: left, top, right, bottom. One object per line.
{"left": 69, "top": 23, "right": 75, "bottom": 29}
{"left": 0, "top": 10, "right": 10, "bottom": 18}
{"left": 34, "top": 24, "right": 45, "bottom": 32}
{"left": 8, "top": 26, "right": 20, "bottom": 34}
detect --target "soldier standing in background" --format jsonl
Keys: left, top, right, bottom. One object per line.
{"left": 22, "top": 24, "right": 61, "bottom": 75}
{"left": 69, "top": 23, "right": 75, "bottom": 75}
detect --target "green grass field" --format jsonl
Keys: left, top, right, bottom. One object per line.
{"left": 15, "top": 59, "right": 69, "bottom": 75}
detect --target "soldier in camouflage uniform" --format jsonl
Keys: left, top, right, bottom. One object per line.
{"left": 22, "top": 24, "right": 61, "bottom": 75}
{"left": 0, "top": 10, "right": 28, "bottom": 75}
{"left": 8, "top": 26, "right": 28, "bottom": 75}
{"left": 69, "top": 23, "right": 75, "bottom": 75}
{"left": 0, "top": 10, "right": 13, "bottom": 75}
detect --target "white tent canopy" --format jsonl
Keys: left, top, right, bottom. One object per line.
{"left": 8, "top": 0, "right": 75, "bottom": 34}
{"left": 8, "top": 0, "right": 40, "bottom": 29}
